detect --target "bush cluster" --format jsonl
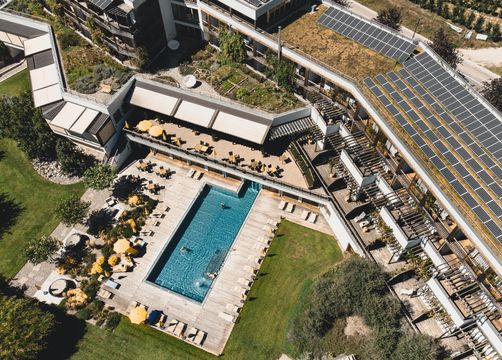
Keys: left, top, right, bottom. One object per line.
{"left": 74, "top": 64, "right": 131, "bottom": 94}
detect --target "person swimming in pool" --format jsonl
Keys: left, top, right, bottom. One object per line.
{"left": 180, "top": 246, "right": 191, "bottom": 254}
{"left": 221, "top": 202, "right": 225, "bottom": 209}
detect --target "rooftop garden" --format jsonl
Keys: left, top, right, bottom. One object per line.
{"left": 7, "top": 0, "right": 132, "bottom": 94}
{"left": 278, "top": 6, "right": 397, "bottom": 81}
{"left": 0, "top": 69, "right": 30, "bottom": 97}
{"left": 178, "top": 33, "right": 303, "bottom": 113}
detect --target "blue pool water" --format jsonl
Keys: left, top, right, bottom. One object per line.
{"left": 147, "top": 181, "right": 261, "bottom": 302}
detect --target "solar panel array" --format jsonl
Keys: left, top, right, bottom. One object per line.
{"left": 404, "top": 53, "right": 502, "bottom": 164}
{"left": 364, "top": 73, "right": 502, "bottom": 244}
{"left": 318, "top": 6, "right": 417, "bottom": 62}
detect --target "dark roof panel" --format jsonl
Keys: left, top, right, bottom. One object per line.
{"left": 0, "top": 19, "right": 45, "bottom": 38}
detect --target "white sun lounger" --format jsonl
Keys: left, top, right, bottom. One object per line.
{"left": 258, "top": 236, "right": 271, "bottom": 245}
{"left": 173, "top": 322, "right": 186, "bottom": 337}
{"left": 301, "top": 210, "right": 310, "bottom": 220}
{"left": 226, "top": 303, "right": 240, "bottom": 313}
{"left": 278, "top": 200, "right": 287, "bottom": 210}
{"left": 308, "top": 213, "right": 318, "bottom": 224}
{"left": 194, "top": 330, "right": 206, "bottom": 345}
{"left": 238, "top": 277, "right": 252, "bottom": 288}
{"left": 243, "top": 265, "right": 258, "bottom": 274}
{"left": 267, "top": 218, "right": 279, "bottom": 227}
{"left": 187, "top": 169, "right": 195, "bottom": 178}
{"left": 219, "top": 312, "right": 236, "bottom": 323}
{"left": 359, "top": 220, "right": 370, "bottom": 228}
{"left": 166, "top": 319, "right": 178, "bottom": 333}
{"left": 354, "top": 211, "right": 366, "bottom": 223}
{"left": 193, "top": 171, "right": 203, "bottom": 180}
{"left": 286, "top": 203, "right": 295, "bottom": 213}
{"left": 185, "top": 327, "right": 198, "bottom": 342}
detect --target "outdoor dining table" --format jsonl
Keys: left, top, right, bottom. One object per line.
{"left": 147, "top": 183, "right": 155, "bottom": 190}
{"left": 137, "top": 162, "right": 149, "bottom": 170}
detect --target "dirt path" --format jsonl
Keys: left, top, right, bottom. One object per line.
{"left": 459, "top": 47, "right": 502, "bottom": 67}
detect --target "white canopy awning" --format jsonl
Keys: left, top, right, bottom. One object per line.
{"left": 427, "top": 277, "right": 467, "bottom": 328}
{"left": 174, "top": 100, "right": 216, "bottom": 128}
{"left": 212, "top": 112, "right": 270, "bottom": 144}
{"left": 129, "top": 86, "right": 178, "bottom": 116}
{"left": 29, "top": 63, "right": 59, "bottom": 91}
{"left": 33, "top": 83, "right": 62, "bottom": 107}
{"left": 70, "top": 108, "right": 99, "bottom": 134}
{"left": 23, "top": 33, "right": 52, "bottom": 56}
{"left": 0, "top": 31, "right": 9, "bottom": 43}
{"left": 50, "top": 102, "right": 86, "bottom": 130}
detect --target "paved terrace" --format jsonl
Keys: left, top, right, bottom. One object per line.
{"left": 100, "top": 156, "right": 332, "bottom": 354}
{"left": 128, "top": 119, "right": 319, "bottom": 193}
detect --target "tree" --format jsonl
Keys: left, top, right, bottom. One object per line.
{"left": 430, "top": 28, "right": 462, "bottom": 69}
{"left": 266, "top": 52, "right": 295, "bottom": 92}
{"left": 474, "top": 15, "right": 485, "bottom": 32}
{"left": 491, "top": 24, "right": 502, "bottom": 42}
{"left": 0, "top": 42, "right": 12, "bottom": 65}
{"left": 375, "top": 6, "right": 402, "bottom": 30}
{"left": 55, "top": 195, "right": 90, "bottom": 226}
{"left": 24, "top": 235, "right": 59, "bottom": 264}
{"left": 56, "top": 139, "right": 96, "bottom": 176}
{"left": 481, "top": 78, "right": 502, "bottom": 112}
{"left": 0, "top": 294, "right": 56, "bottom": 360}
{"left": 465, "top": 11, "right": 476, "bottom": 28}
{"left": 391, "top": 332, "right": 442, "bottom": 360}
{"left": 218, "top": 28, "right": 246, "bottom": 65}
{"left": 0, "top": 92, "right": 57, "bottom": 160}
{"left": 83, "top": 163, "right": 115, "bottom": 190}
{"left": 132, "top": 46, "right": 149, "bottom": 70}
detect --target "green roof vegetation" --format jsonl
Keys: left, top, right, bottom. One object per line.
{"left": 71, "top": 220, "right": 342, "bottom": 360}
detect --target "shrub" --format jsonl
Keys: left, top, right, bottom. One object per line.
{"left": 57, "top": 29, "right": 82, "bottom": 50}
{"left": 101, "top": 243, "right": 114, "bottom": 259}
{"left": 75, "top": 307, "right": 91, "bottom": 320}
{"left": 86, "top": 300, "right": 104, "bottom": 318}
{"left": 86, "top": 208, "right": 116, "bottom": 236}
{"left": 218, "top": 28, "right": 246, "bottom": 65}
{"left": 84, "top": 164, "right": 116, "bottom": 190}
{"left": 80, "top": 276, "right": 100, "bottom": 299}
{"left": 24, "top": 235, "right": 59, "bottom": 264}
{"left": 55, "top": 195, "right": 90, "bottom": 226}
{"left": 104, "top": 312, "right": 121, "bottom": 331}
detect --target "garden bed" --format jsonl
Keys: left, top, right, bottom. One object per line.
{"left": 179, "top": 46, "right": 302, "bottom": 113}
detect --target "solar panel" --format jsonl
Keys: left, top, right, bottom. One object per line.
{"left": 318, "top": 6, "right": 416, "bottom": 61}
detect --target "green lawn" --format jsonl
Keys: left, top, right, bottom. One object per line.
{"left": 71, "top": 220, "right": 342, "bottom": 360}
{"left": 0, "top": 139, "right": 85, "bottom": 278}
{"left": 0, "top": 69, "right": 30, "bottom": 97}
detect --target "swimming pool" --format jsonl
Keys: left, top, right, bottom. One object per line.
{"left": 146, "top": 181, "right": 261, "bottom": 302}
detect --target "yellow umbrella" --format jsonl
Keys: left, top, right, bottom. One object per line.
{"left": 136, "top": 120, "right": 153, "bottom": 132}
{"left": 149, "top": 125, "right": 164, "bottom": 138}
{"left": 128, "top": 195, "right": 140, "bottom": 206}
{"left": 129, "top": 306, "right": 147, "bottom": 324}
{"left": 114, "top": 239, "right": 131, "bottom": 254}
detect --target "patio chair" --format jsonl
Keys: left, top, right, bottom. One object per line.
{"left": 185, "top": 327, "right": 198, "bottom": 342}
{"left": 301, "top": 210, "right": 310, "bottom": 220}
{"left": 194, "top": 331, "right": 206, "bottom": 345}
{"left": 166, "top": 319, "right": 178, "bottom": 333}
{"left": 187, "top": 169, "right": 195, "bottom": 178}
{"left": 174, "top": 322, "right": 186, "bottom": 337}
{"left": 278, "top": 200, "right": 287, "bottom": 210}
{"left": 156, "top": 313, "right": 167, "bottom": 328}
{"left": 285, "top": 203, "right": 295, "bottom": 213}
{"left": 308, "top": 213, "right": 318, "bottom": 224}
{"left": 354, "top": 211, "right": 366, "bottom": 223}
{"left": 359, "top": 220, "right": 370, "bottom": 228}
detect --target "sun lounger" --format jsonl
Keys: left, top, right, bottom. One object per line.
{"left": 248, "top": 255, "right": 263, "bottom": 264}
{"left": 258, "top": 236, "right": 271, "bottom": 245}
{"left": 354, "top": 211, "right": 366, "bottom": 223}
{"left": 173, "top": 322, "right": 186, "bottom": 337}
{"left": 243, "top": 265, "right": 258, "bottom": 274}
{"left": 105, "top": 197, "right": 117, "bottom": 207}
{"left": 126, "top": 301, "right": 138, "bottom": 314}
{"left": 194, "top": 330, "right": 206, "bottom": 345}
{"left": 226, "top": 303, "right": 240, "bottom": 313}
{"left": 185, "top": 327, "right": 198, "bottom": 342}
{"left": 359, "top": 220, "right": 370, "bottom": 228}
{"left": 301, "top": 210, "right": 310, "bottom": 220}
{"left": 97, "top": 288, "right": 113, "bottom": 299}
{"left": 219, "top": 312, "right": 236, "bottom": 323}
{"left": 187, "top": 169, "right": 195, "bottom": 178}
{"left": 308, "top": 213, "right": 318, "bottom": 224}
{"left": 285, "top": 203, "right": 295, "bottom": 213}
{"left": 278, "top": 200, "right": 286, "bottom": 210}
{"left": 156, "top": 313, "right": 167, "bottom": 328}
{"left": 267, "top": 218, "right": 279, "bottom": 227}
{"left": 238, "top": 277, "right": 252, "bottom": 288}
{"left": 166, "top": 319, "right": 178, "bottom": 333}
{"left": 400, "top": 288, "right": 415, "bottom": 296}
{"left": 194, "top": 171, "right": 203, "bottom": 180}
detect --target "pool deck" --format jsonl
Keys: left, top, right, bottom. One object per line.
{"left": 104, "top": 156, "right": 333, "bottom": 354}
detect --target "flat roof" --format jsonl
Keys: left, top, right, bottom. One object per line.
{"left": 129, "top": 86, "right": 179, "bottom": 117}
{"left": 32, "top": 83, "right": 63, "bottom": 107}
{"left": 174, "top": 100, "right": 216, "bottom": 128}
{"left": 0, "top": 19, "right": 45, "bottom": 38}
{"left": 212, "top": 111, "right": 270, "bottom": 144}
{"left": 70, "top": 108, "right": 100, "bottom": 134}
{"left": 23, "top": 33, "right": 52, "bottom": 56}
{"left": 50, "top": 102, "right": 86, "bottom": 129}
{"left": 29, "top": 63, "right": 59, "bottom": 91}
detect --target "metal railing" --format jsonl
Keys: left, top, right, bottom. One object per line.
{"left": 124, "top": 129, "right": 330, "bottom": 202}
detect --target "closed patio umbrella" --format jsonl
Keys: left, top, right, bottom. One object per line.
{"left": 148, "top": 125, "right": 164, "bottom": 138}
{"left": 129, "top": 306, "right": 147, "bottom": 324}
{"left": 114, "top": 239, "right": 131, "bottom": 254}
{"left": 136, "top": 120, "right": 153, "bottom": 132}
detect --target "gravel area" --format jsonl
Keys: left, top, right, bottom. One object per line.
{"left": 32, "top": 159, "right": 82, "bottom": 185}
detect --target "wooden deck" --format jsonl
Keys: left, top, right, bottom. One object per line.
{"left": 104, "top": 156, "right": 333, "bottom": 354}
